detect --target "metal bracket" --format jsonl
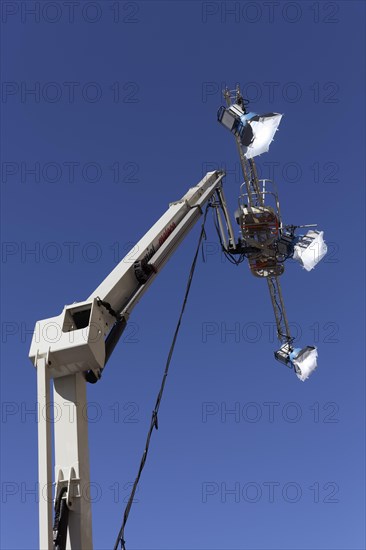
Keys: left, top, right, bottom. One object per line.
{"left": 55, "top": 467, "right": 81, "bottom": 511}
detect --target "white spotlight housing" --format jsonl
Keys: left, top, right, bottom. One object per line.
{"left": 293, "top": 230, "right": 327, "bottom": 271}
{"left": 275, "top": 344, "right": 318, "bottom": 381}
{"left": 240, "top": 112, "right": 283, "bottom": 159}
{"left": 290, "top": 346, "right": 318, "bottom": 382}
{"left": 217, "top": 105, "right": 282, "bottom": 159}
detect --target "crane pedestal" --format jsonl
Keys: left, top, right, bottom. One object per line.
{"left": 37, "top": 358, "right": 93, "bottom": 549}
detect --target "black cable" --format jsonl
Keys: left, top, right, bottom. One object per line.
{"left": 269, "top": 278, "right": 283, "bottom": 324}
{"left": 113, "top": 205, "right": 211, "bottom": 550}
{"left": 268, "top": 277, "right": 287, "bottom": 341}
{"left": 96, "top": 297, "right": 120, "bottom": 320}
{"left": 53, "top": 487, "right": 69, "bottom": 550}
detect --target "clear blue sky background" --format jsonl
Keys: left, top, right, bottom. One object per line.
{"left": 1, "top": 1, "right": 365, "bottom": 549}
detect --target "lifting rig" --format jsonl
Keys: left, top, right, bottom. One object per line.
{"left": 217, "top": 86, "right": 326, "bottom": 370}
{"left": 29, "top": 86, "right": 327, "bottom": 549}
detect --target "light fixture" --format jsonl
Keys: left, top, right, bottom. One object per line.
{"left": 217, "top": 105, "right": 282, "bottom": 159}
{"left": 275, "top": 343, "right": 318, "bottom": 381}
{"left": 293, "top": 230, "right": 327, "bottom": 271}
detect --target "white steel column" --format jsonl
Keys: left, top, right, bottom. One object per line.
{"left": 37, "top": 357, "right": 53, "bottom": 550}
{"left": 53, "top": 373, "right": 93, "bottom": 549}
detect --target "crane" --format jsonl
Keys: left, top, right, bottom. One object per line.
{"left": 29, "top": 86, "right": 327, "bottom": 549}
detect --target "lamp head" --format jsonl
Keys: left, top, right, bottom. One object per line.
{"left": 218, "top": 104, "right": 282, "bottom": 158}
{"left": 293, "top": 230, "right": 327, "bottom": 271}
{"left": 275, "top": 343, "right": 318, "bottom": 381}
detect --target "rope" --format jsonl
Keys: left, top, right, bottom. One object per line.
{"left": 113, "top": 204, "right": 211, "bottom": 550}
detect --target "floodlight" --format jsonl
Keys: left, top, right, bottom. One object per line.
{"left": 217, "top": 106, "right": 238, "bottom": 133}
{"left": 218, "top": 105, "right": 282, "bottom": 159}
{"left": 290, "top": 346, "right": 318, "bottom": 381}
{"left": 217, "top": 104, "right": 245, "bottom": 136}
{"left": 293, "top": 230, "right": 327, "bottom": 271}
{"left": 239, "top": 112, "right": 283, "bottom": 158}
{"left": 275, "top": 343, "right": 318, "bottom": 381}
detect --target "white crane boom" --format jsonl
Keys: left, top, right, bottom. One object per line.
{"left": 29, "top": 170, "right": 228, "bottom": 550}
{"left": 89, "top": 170, "right": 227, "bottom": 313}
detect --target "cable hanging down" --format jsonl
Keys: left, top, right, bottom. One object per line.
{"left": 113, "top": 204, "right": 211, "bottom": 550}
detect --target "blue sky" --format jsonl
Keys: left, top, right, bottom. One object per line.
{"left": 1, "top": 1, "right": 365, "bottom": 549}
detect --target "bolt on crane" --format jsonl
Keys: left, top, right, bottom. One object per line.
{"left": 29, "top": 86, "right": 327, "bottom": 549}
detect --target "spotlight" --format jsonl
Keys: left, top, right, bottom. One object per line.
{"left": 217, "top": 105, "right": 282, "bottom": 158}
{"left": 293, "top": 230, "right": 327, "bottom": 271}
{"left": 275, "top": 343, "right": 318, "bottom": 381}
